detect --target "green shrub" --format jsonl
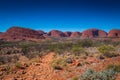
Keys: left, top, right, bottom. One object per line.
{"left": 15, "top": 62, "right": 24, "bottom": 69}
{"left": 71, "top": 76, "right": 79, "bottom": 80}
{"left": 98, "top": 45, "right": 117, "bottom": 57}
{"left": 0, "top": 56, "right": 13, "bottom": 64}
{"left": 71, "top": 46, "right": 85, "bottom": 56}
{"left": 51, "top": 58, "right": 67, "bottom": 70}
{"left": 79, "top": 40, "right": 93, "bottom": 47}
{"left": 106, "top": 64, "right": 120, "bottom": 73}
{"left": 79, "top": 69, "right": 116, "bottom": 80}
{"left": 0, "top": 56, "right": 6, "bottom": 64}
{"left": 5, "top": 64, "right": 12, "bottom": 73}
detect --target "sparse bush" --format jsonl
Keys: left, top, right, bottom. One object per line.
{"left": 79, "top": 40, "right": 93, "bottom": 47}
{"left": 54, "top": 48, "right": 64, "bottom": 55}
{"left": 106, "top": 64, "right": 120, "bottom": 73}
{"left": 12, "top": 55, "right": 19, "bottom": 63}
{"left": 5, "top": 64, "right": 11, "bottom": 73}
{"left": 71, "top": 46, "right": 85, "bottom": 56}
{"left": 15, "top": 62, "right": 25, "bottom": 69}
{"left": 71, "top": 76, "right": 79, "bottom": 80}
{"left": 0, "top": 55, "right": 19, "bottom": 65}
{"left": 51, "top": 58, "right": 67, "bottom": 70}
{"left": 98, "top": 45, "right": 118, "bottom": 57}
{"left": 0, "top": 56, "right": 6, "bottom": 64}
{"left": 79, "top": 69, "right": 116, "bottom": 80}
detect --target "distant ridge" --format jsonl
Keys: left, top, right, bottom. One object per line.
{"left": 0, "top": 26, "right": 45, "bottom": 41}
{"left": 0, "top": 26, "right": 120, "bottom": 41}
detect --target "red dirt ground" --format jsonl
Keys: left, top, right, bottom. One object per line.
{"left": 1, "top": 52, "right": 120, "bottom": 80}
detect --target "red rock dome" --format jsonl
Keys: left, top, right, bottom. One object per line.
{"left": 70, "top": 32, "right": 81, "bottom": 37}
{"left": 64, "top": 32, "right": 72, "bottom": 37}
{"left": 48, "top": 30, "right": 65, "bottom": 37}
{"left": 108, "top": 29, "right": 120, "bottom": 37}
{"left": 82, "top": 29, "right": 107, "bottom": 38}
{"left": 37, "top": 30, "right": 46, "bottom": 35}
{"left": 0, "top": 26, "right": 44, "bottom": 41}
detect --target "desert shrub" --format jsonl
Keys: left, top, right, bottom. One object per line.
{"left": 79, "top": 69, "right": 116, "bottom": 80}
{"left": 12, "top": 55, "right": 19, "bottom": 63}
{"left": 15, "top": 62, "right": 23, "bottom": 69}
{"left": 0, "top": 56, "right": 6, "bottom": 64}
{"left": 51, "top": 58, "right": 67, "bottom": 70}
{"left": 0, "top": 56, "right": 13, "bottom": 64}
{"left": 54, "top": 48, "right": 64, "bottom": 55}
{"left": 21, "top": 45, "right": 42, "bottom": 59}
{"left": 71, "top": 46, "right": 85, "bottom": 56}
{"left": 98, "top": 45, "right": 117, "bottom": 57}
{"left": 54, "top": 43, "right": 70, "bottom": 54}
{"left": 79, "top": 40, "right": 93, "bottom": 47}
{"left": 71, "top": 76, "right": 79, "bottom": 80}
{"left": 5, "top": 64, "right": 12, "bottom": 73}
{"left": 45, "top": 43, "right": 73, "bottom": 55}
{"left": 106, "top": 64, "right": 120, "bottom": 73}
{"left": 24, "top": 52, "right": 38, "bottom": 59}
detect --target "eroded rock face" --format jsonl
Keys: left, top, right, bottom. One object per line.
{"left": 0, "top": 32, "right": 3, "bottom": 40}
{"left": 37, "top": 30, "right": 46, "bottom": 35}
{"left": 70, "top": 32, "right": 81, "bottom": 37}
{"left": 64, "top": 32, "right": 72, "bottom": 37}
{"left": 0, "top": 27, "right": 44, "bottom": 41}
{"left": 48, "top": 30, "right": 65, "bottom": 37}
{"left": 108, "top": 29, "right": 120, "bottom": 37}
{"left": 82, "top": 29, "right": 107, "bottom": 38}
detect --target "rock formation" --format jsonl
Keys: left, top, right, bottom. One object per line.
{"left": 0, "top": 26, "right": 44, "bottom": 41}
{"left": 37, "top": 30, "right": 46, "bottom": 35}
{"left": 108, "top": 29, "right": 120, "bottom": 37}
{"left": 64, "top": 32, "right": 72, "bottom": 37}
{"left": 48, "top": 30, "right": 65, "bottom": 37}
{"left": 70, "top": 32, "right": 81, "bottom": 37}
{"left": 82, "top": 29, "right": 107, "bottom": 38}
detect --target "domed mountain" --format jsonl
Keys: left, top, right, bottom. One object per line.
{"left": 48, "top": 30, "right": 65, "bottom": 37}
{"left": 108, "top": 29, "right": 120, "bottom": 37}
{"left": 82, "top": 28, "right": 107, "bottom": 38}
{"left": 0, "top": 26, "right": 44, "bottom": 41}
{"left": 64, "top": 32, "right": 72, "bottom": 37}
{"left": 70, "top": 32, "right": 81, "bottom": 37}
{"left": 37, "top": 30, "right": 46, "bottom": 35}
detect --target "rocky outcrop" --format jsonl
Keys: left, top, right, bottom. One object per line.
{"left": 1, "top": 26, "right": 120, "bottom": 41}
{"left": 0, "top": 32, "right": 3, "bottom": 40}
{"left": 108, "top": 29, "right": 120, "bottom": 37}
{"left": 37, "top": 30, "right": 46, "bottom": 35}
{"left": 82, "top": 29, "right": 107, "bottom": 38}
{"left": 48, "top": 30, "right": 65, "bottom": 37}
{"left": 0, "top": 27, "right": 44, "bottom": 41}
{"left": 64, "top": 32, "right": 72, "bottom": 37}
{"left": 70, "top": 32, "right": 81, "bottom": 37}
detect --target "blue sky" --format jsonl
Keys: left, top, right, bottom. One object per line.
{"left": 0, "top": 0, "right": 120, "bottom": 32}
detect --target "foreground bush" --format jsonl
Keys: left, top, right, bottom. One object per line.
{"left": 106, "top": 64, "right": 120, "bottom": 72}
{"left": 79, "top": 69, "right": 116, "bottom": 80}
{"left": 98, "top": 45, "right": 118, "bottom": 57}
{"left": 71, "top": 46, "right": 85, "bottom": 56}
{"left": 51, "top": 58, "right": 67, "bottom": 70}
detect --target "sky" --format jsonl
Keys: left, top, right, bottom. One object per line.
{"left": 0, "top": 0, "right": 120, "bottom": 32}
